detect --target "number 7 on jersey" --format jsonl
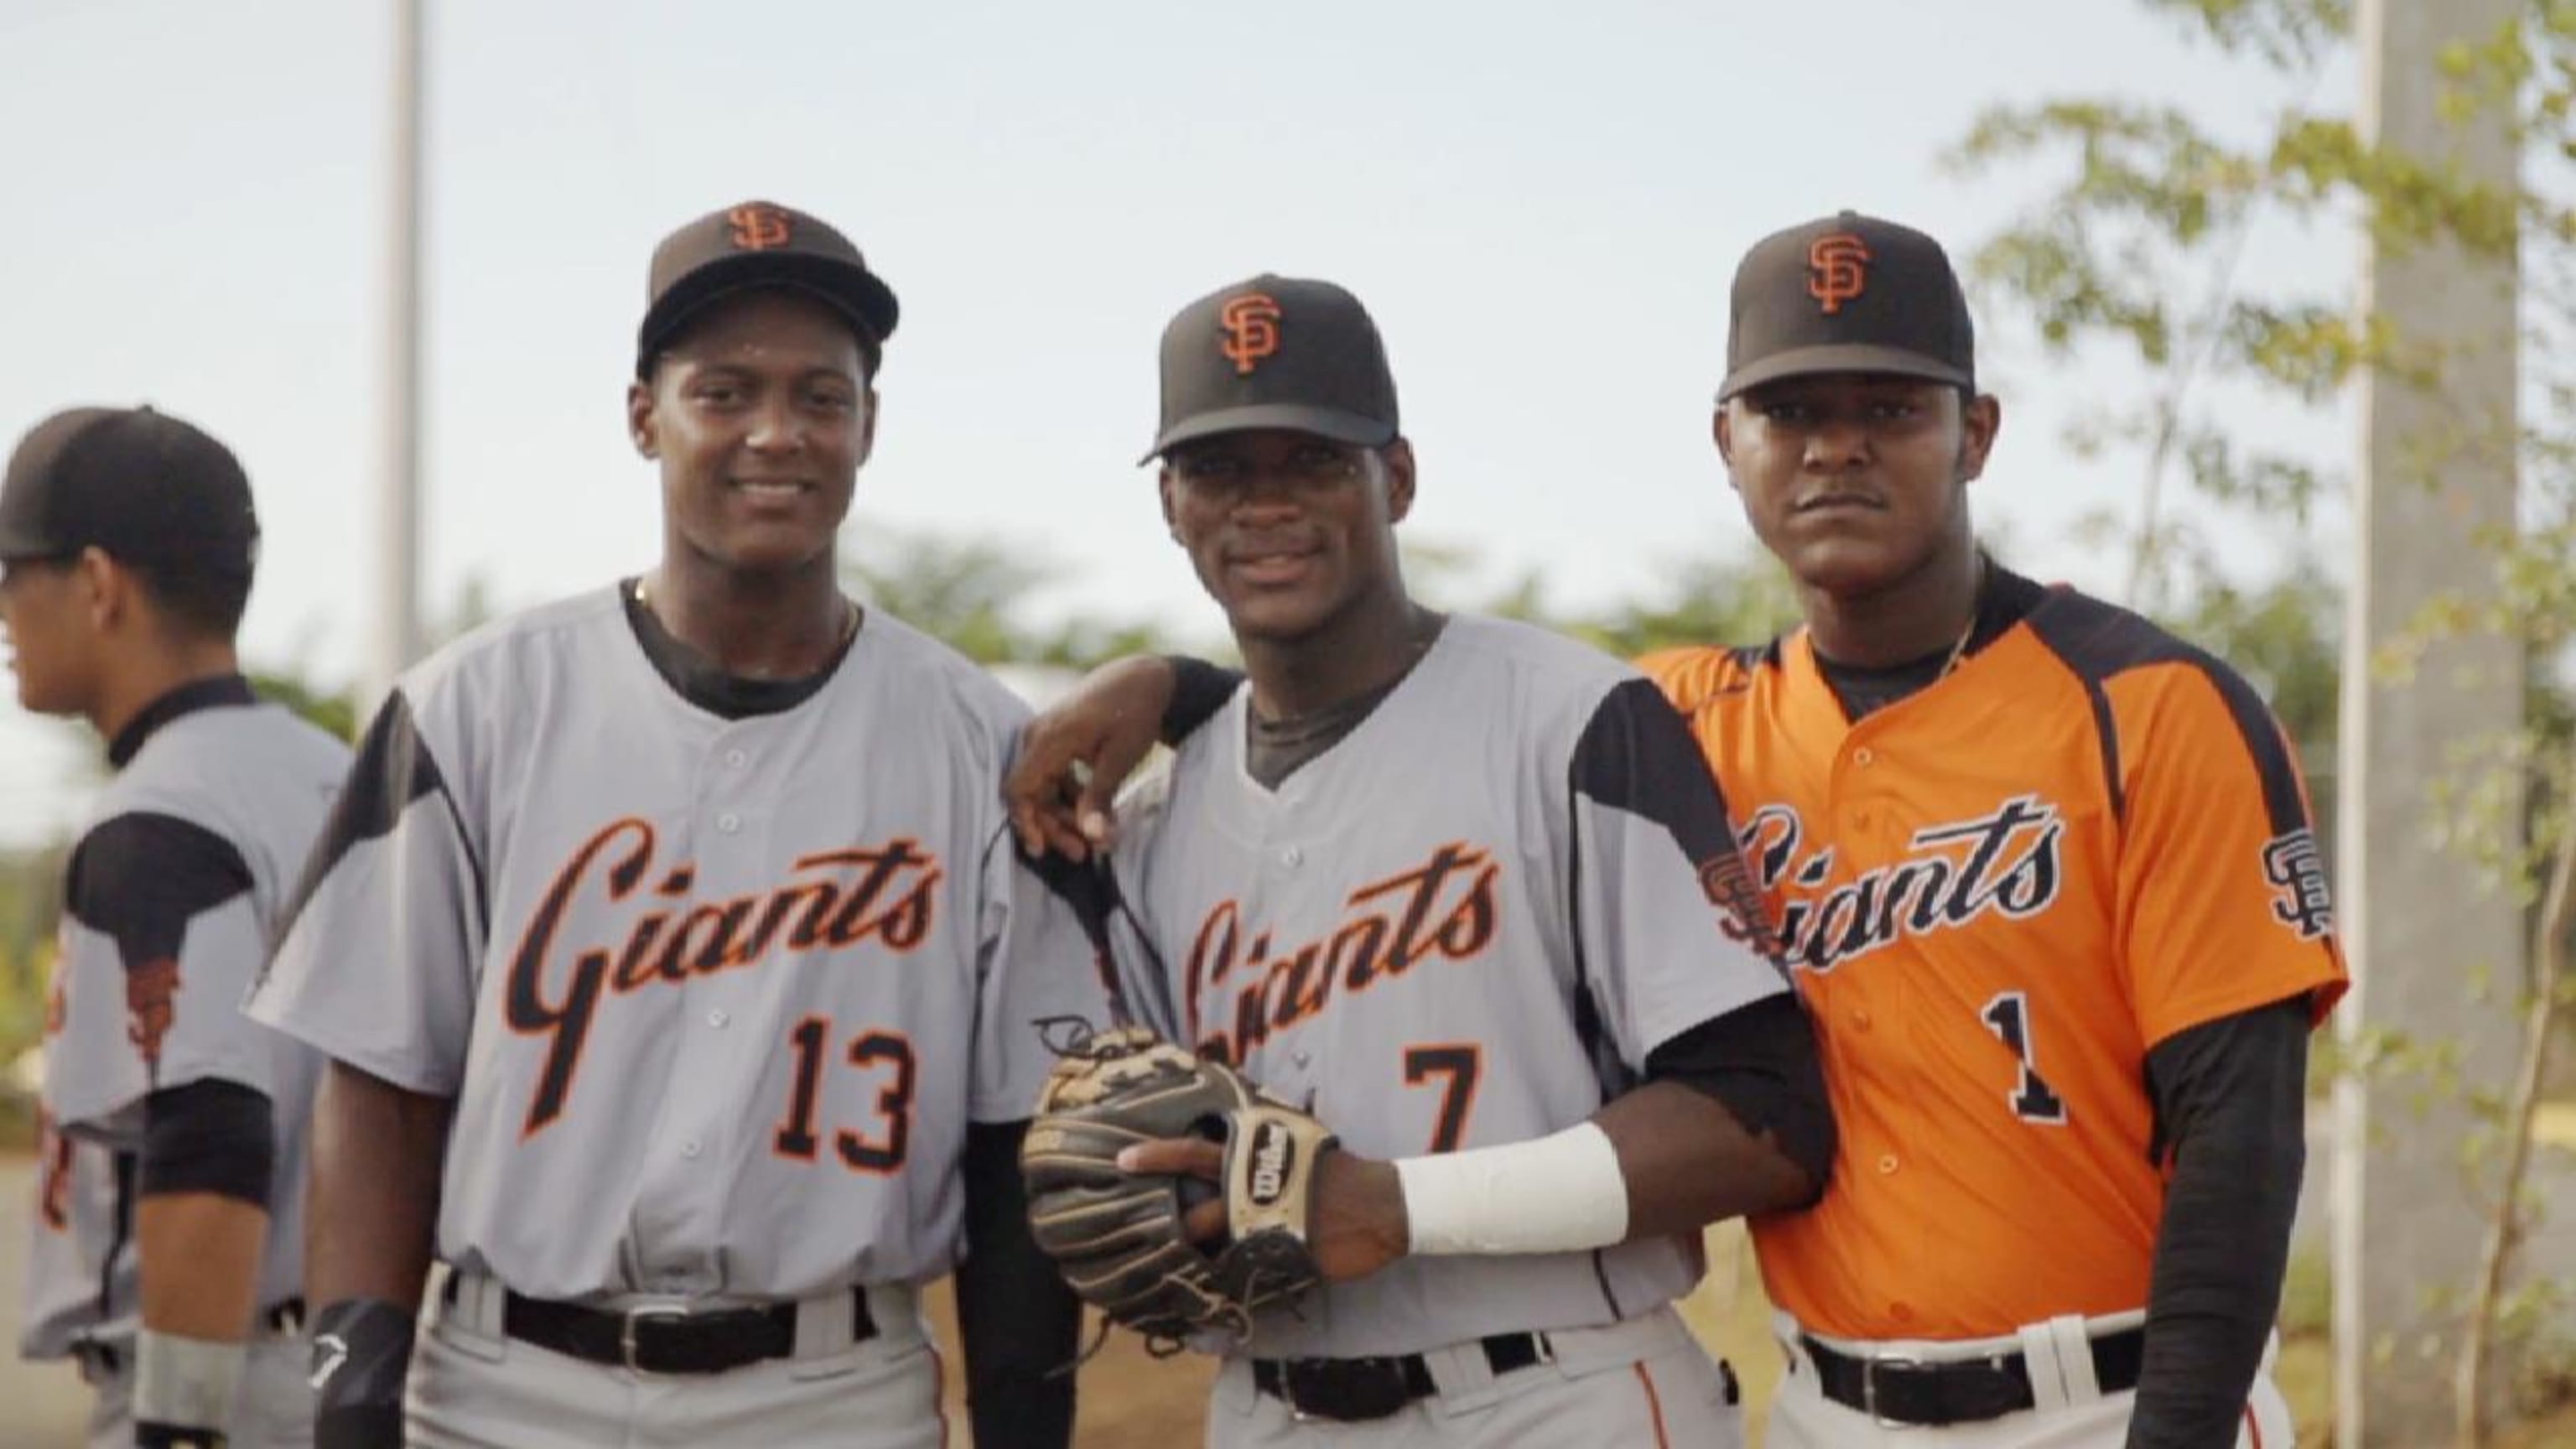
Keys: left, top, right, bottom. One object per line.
{"left": 1403, "top": 1043, "right": 1482, "bottom": 1153}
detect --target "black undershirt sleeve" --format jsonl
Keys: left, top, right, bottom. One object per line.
{"left": 957, "top": 1119, "right": 1078, "bottom": 1449}
{"left": 138, "top": 1078, "right": 276, "bottom": 1207}
{"left": 2125, "top": 996, "right": 2312, "bottom": 1449}
{"left": 1159, "top": 657, "right": 1244, "bottom": 746}
{"left": 1643, "top": 995, "right": 1836, "bottom": 1204}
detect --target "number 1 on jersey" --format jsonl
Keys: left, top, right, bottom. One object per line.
{"left": 1979, "top": 991, "right": 2068, "bottom": 1124}
{"left": 1403, "top": 1043, "right": 1483, "bottom": 1153}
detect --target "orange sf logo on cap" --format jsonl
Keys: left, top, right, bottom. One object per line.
{"left": 1219, "top": 293, "right": 1283, "bottom": 376}
{"left": 1808, "top": 233, "right": 1872, "bottom": 315}
{"left": 728, "top": 204, "right": 794, "bottom": 252}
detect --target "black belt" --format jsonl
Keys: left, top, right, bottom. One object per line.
{"left": 463, "top": 1280, "right": 875, "bottom": 1376}
{"left": 71, "top": 1301, "right": 305, "bottom": 1379}
{"left": 1800, "top": 1325, "right": 2146, "bottom": 1427}
{"left": 1251, "top": 1332, "right": 1547, "bottom": 1422}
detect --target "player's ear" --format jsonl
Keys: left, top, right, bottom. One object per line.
{"left": 1379, "top": 439, "right": 1417, "bottom": 524}
{"left": 1957, "top": 392, "right": 2002, "bottom": 483}
{"left": 1712, "top": 406, "right": 1739, "bottom": 487}
{"left": 627, "top": 377, "right": 659, "bottom": 460}
{"left": 72, "top": 548, "right": 121, "bottom": 632}
{"left": 856, "top": 385, "right": 880, "bottom": 468}
{"left": 1158, "top": 468, "right": 1182, "bottom": 543}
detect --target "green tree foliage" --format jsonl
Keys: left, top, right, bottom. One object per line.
{"left": 1408, "top": 540, "right": 1802, "bottom": 659}
{"left": 247, "top": 668, "right": 356, "bottom": 742}
{"left": 841, "top": 519, "right": 1184, "bottom": 667}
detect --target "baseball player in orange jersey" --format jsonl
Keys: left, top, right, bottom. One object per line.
{"left": 1644, "top": 211, "right": 2345, "bottom": 1447}
{"left": 1004, "top": 213, "right": 2346, "bottom": 1447}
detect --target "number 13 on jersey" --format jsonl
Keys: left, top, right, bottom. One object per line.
{"left": 775, "top": 1015, "right": 917, "bottom": 1171}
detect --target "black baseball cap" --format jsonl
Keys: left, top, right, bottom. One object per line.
{"left": 636, "top": 200, "right": 901, "bottom": 377}
{"left": 1718, "top": 210, "right": 1976, "bottom": 402}
{"left": 0, "top": 406, "right": 259, "bottom": 574}
{"left": 1145, "top": 275, "right": 1400, "bottom": 463}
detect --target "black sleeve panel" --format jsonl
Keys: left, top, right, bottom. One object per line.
{"left": 2021, "top": 589, "right": 2313, "bottom": 834}
{"left": 1570, "top": 678, "right": 1780, "bottom": 965}
{"left": 1159, "top": 656, "right": 1244, "bottom": 746}
{"left": 138, "top": 1078, "right": 277, "bottom": 1207}
{"left": 1644, "top": 995, "right": 1836, "bottom": 1202}
{"left": 65, "top": 812, "right": 254, "bottom": 971}
{"left": 957, "top": 1119, "right": 1078, "bottom": 1449}
{"left": 2125, "top": 997, "right": 2311, "bottom": 1449}
{"left": 278, "top": 688, "right": 474, "bottom": 942}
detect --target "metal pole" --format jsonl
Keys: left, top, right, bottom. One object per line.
{"left": 369, "top": 0, "right": 424, "bottom": 713}
{"left": 2334, "top": 0, "right": 2523, "bottom": 1440}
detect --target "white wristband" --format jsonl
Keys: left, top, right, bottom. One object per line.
{"left": 1393, "top": 1120, "right": 1630, "bottom": 1257}
{"left": 134, "top": 1327, "right": 246, "bottom": 1432}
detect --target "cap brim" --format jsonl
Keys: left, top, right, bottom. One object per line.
{"left": 1140, "top": 404, "right": 1397, "bottom": 465}
{"left": 1716, "top": 344, "right": 1971, "bottom": 402}
{"left": 0, "top": 517, "right": 60, "bottom": 560}
{"left": 638, "top": 254, "right": 900, "bottom": 373}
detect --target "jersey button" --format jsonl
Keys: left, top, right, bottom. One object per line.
{"left": 1889, "top": 1301, "right": 1915, "bottom": 1325}
{"left": 1852, "top": 747, "right": 1876, "bottom": 766}
{"left": 1850, "top": 1009, "right": 1872, "bottom": 1031}
{"left": 682, "top": 1140, "right": 703, "bottom": 1160}
{"left": 1282, "top": 846, "right": 1303, "bottom": 867}
{"left": 707, "top": 1010, "right": 730, "bottom": 1029}
{"left": 1876, "top": 1153, "right": 1899, "bottom": 1176}
{"left": 717, "top": 813, "right": 742, "bottom": 834}
{"left": 724, "top": 748, "right": 749, "bottom": 769}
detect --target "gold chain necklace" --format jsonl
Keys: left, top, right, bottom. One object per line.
{"left": 632, "top": 576, "right": 860, "bottom": 651}
{"left": 1934, "top": 558, "right": 1987, "bottom": 682}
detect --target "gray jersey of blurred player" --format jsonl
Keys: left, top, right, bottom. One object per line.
{"left": 250, "top": 589, "right": 1106, "bottom": 1306}
{"left": 1104, "top": 614, "right": 1788, "bottom": 1359}
{"left": 22, "top": 1130, "right": 130, "bottom": 1353}
{"left": 25, "top": 688, "right": 348, "bottom": 1446}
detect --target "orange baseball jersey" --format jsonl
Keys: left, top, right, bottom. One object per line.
{"left": 1640, "top": 584, "right": 2346, "bottom": 1342}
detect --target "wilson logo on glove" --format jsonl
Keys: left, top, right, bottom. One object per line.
{"left": 1248, "top": 1121, "right": 1296, "bottom": 1207}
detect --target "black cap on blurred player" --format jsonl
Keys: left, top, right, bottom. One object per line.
{"left": 0, "top": 406, "right": 259, "bottom": 575}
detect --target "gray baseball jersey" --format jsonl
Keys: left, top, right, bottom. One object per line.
{"left": 247, "top": 585, "right": 1111, "bottom": 1302}
{"left": 1103, "top": 615, "right": 1788, "bottom": 1358}
{"left": 27, "top": 679, "right": 347, "bottom": 1349}
{"left": 18, "top": 1125, "right": 132, "bottom": 1362}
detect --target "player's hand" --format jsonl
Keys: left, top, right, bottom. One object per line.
{"left": 1116, "top": 1138, "right": 1410, "bottom": 1282}
{"left": 1006, "top": 656, "right": 1177, "bottom": 861}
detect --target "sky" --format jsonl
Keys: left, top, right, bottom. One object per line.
{"left": 0, "top": 0, "right": 2345, "bottom": 844}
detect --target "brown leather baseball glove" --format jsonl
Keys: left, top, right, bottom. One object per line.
{"left": 1021, "top": 1025, "right": 1336, "bottom": 1348}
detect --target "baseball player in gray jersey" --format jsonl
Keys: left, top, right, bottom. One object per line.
{"left": 243, "top": 201, "right": 1108, "bottom": 1449}
{"left": 1039, "top": 276, "right": 1838, "bottom": 1446}
{"left": 3, "top": 406, "right": 349, "bottom": 1448}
